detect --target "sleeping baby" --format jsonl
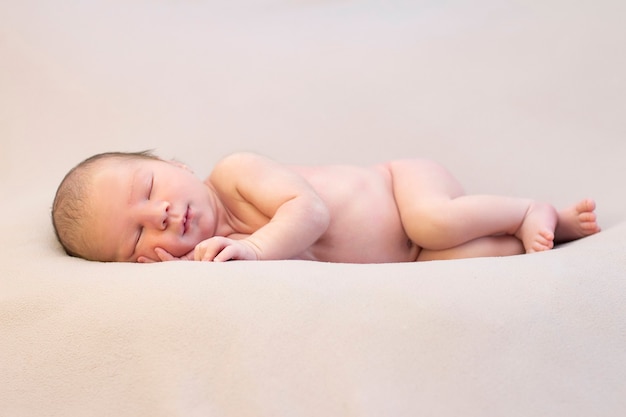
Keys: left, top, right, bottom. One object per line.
{"left": 52, "top": 151, "right": 600, "bottom": 263}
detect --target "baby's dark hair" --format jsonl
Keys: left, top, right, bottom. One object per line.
{"left": 52, "top": 150, "right": 159, "bottom": 260}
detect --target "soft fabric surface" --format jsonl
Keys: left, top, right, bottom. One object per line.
{"left": 1, "top": 1, "right": 625, "bottom": 416}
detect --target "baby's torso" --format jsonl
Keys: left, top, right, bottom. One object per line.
{"left": 289, "top": 163, "right": 420, "bottom": 263}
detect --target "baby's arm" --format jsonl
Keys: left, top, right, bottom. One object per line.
{"left": 198, "top": 152, "right": 330, "bottom": 261}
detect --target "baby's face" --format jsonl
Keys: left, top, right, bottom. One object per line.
{"left": 85, "top": 157, "right": 217, "bottom": 262}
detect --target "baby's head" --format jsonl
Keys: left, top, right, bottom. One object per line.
{"left": 52, "top": 151, "right": 160, "bottom": 261}
{"left": 53, "top": 150, "right": 214, "bottom": 262}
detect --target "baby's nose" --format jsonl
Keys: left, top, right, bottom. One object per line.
{"left": 144, "top": 201, "right": 170, "bottom": 230}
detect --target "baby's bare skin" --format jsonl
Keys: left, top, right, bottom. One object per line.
{"left": 289, "top": 164, "right": 419, "bottom": 263}
{"left": 153, "top": 155, "right": 600, "bottom": 263}
{"left": 289, "top": 161, "right": 600, "bottom": 262}
{"left": 68, "top": 152, "right": 600, "bottom": 263}
{"left": 183, "top": 156, "right": 599, "bottom": 263}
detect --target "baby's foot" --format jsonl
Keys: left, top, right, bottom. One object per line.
{"left": 555, "top": 198, "right": 601, "bottom": 243}
{"left": 515, "top": 202, "right": 558, "bottom": 253}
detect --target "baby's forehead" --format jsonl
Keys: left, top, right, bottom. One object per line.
{"left": 90, "top": 156, "right": 154, "bottom": 178}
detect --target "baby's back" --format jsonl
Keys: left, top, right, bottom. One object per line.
{"left": 290, "top": 163, "right": 419, "bottom": 263}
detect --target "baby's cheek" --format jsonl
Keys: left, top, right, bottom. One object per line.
{"left": 136, "top": 247, "right": 160, "bottom": 263}
{"left": 164, "top": 241, "right": 196, "bottom": 259}
{"left": 148, "top": 236, "right": 179, "bottom": 258}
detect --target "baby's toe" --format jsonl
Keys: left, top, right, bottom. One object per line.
{"left": 576, "top": 198, "right": 596, "bottom": 214}
{"left": 529, "top": 230, "right": 554, "bottom": 252}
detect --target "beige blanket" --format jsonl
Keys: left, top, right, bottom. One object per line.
{"left": 2, "top": 1, "right": 625, "bottom": 415}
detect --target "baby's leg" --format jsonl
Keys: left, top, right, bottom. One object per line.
{"left": 389, "top": 159, "right": 558, "bottom": 253}
{"left": 417, "top": 235, "right": 524, "bottom": 261}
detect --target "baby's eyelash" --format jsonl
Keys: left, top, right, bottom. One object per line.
{"left": 136, "top": 228, "right": 143, "bottom": 247}
{"left": 148, "top": 175, "right": 154, "bottom": 199}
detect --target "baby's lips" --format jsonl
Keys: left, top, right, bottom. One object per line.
{"left": 180, "top": 204, "right": 191, "bottom": 236}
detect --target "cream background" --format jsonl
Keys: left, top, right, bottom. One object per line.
{"left": 1, "top": 1, "right": 625, "bottom": 416}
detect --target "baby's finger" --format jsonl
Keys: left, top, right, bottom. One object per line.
{"left": 213, "top": 246, "right": 236, "bottom": 262}
{"left": 155, "top": 247, "right": 178, "bottom": 262}
{"left": 195, "top": 244, "right": 220, "bottom": 261}
{"left": 194, "top": 238, "right": 229, "bottom": 261}
{"left": 137, "top": 256, "right": 156, "bottom": 263}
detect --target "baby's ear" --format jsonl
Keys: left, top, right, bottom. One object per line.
{"left": 168, "top": 159, "right": 193, "bottom": 173}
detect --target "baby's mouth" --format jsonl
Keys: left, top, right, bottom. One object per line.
{"left": 182, "top": 205, "right": 190, "bottom": 235}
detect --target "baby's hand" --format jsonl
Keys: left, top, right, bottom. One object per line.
{"left": 193, "top": 237, "right": 260, "bottom": 262}
{"left": 150, "top": 247, "right": 195, "bottom": 262}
